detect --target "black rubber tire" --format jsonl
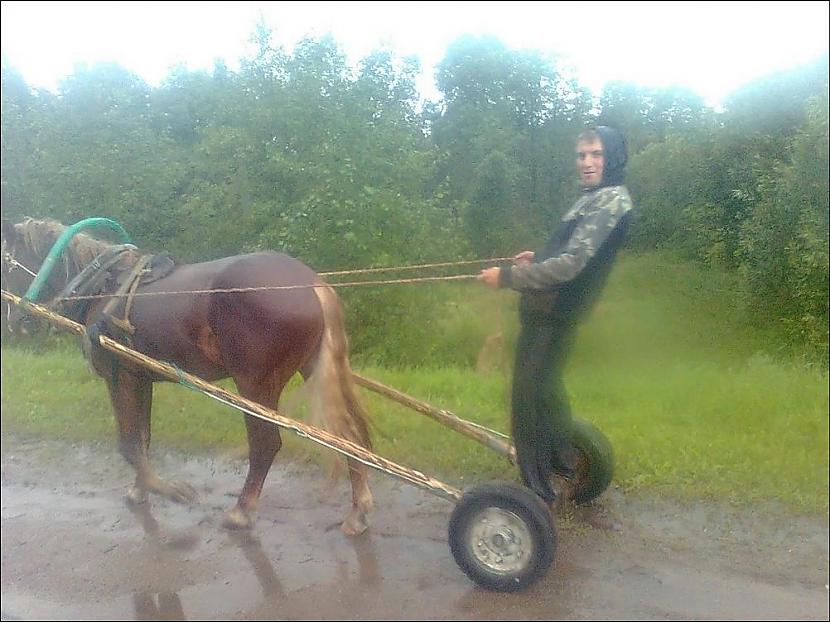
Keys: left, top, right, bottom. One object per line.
{"left": 569, "top": 419, "right": 615, "bottom": 505}
{"left": 448, "top": 482, "right": 556, "bottom": 592}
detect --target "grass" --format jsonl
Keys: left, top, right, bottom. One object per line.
{"left": 2, "top": 251, "right": 827, "bottom": 514}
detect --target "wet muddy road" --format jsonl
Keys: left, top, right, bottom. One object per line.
{"left": 2, "top": 436, "right": 828, "bottom": 620}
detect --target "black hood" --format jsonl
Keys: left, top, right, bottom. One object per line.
{"left": 595, "top": 126, "right": 628, "bottom": 187}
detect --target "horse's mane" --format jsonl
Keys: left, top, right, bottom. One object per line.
{"left": 16, "top": 217, "right": 130, "bottom": 281}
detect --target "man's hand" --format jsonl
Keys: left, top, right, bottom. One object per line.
{"left": 513, "top": 250, "right": 534, "bottom": 265}
{"left": 477, "top": 266, "right": 501, "bottom": 289}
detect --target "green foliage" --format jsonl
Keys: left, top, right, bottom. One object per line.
{"left": 464, "top": 151, "right": 522, "bottom": 256}
{"left": 736, "top": 91, "right": 830, "bottom": 359}
{"left": 626, "top": 134, "right": 721, "bottom": 256}
{"left": 625, "top": 59, "right": 828, "bottom": 360}
{"left": 432, "top": 35, "right": 592, "bottom": 246}
{"left": 0, "top": 32, "right": 826, "bottom": 362}
{"left": 598, "top": 82, "right": 714, "bottom": 153}
{"left": 343, "top": 282, "right": 514, "bottom": 368}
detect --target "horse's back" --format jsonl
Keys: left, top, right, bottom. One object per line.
{"left": 210, "top": 251, "right": 320, "bottom": 293}
{"left": 140, "top": 251, "right": 321, "bottom": 311}
{"left": 130, "top": 252, "right": 325, "bottom": 380}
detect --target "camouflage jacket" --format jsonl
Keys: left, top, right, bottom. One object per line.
{"left": 500, "top": 185, "right": 633, "bottom": 290}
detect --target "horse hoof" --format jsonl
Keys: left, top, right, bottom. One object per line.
{"left": 126, "top": 485, "right": 148, "bottom": 505}
{"left": 341, "top": 512, "right": 369, "bottom": 537}
{"left": 223, "top": 507, "right": 255, "bottom": 530}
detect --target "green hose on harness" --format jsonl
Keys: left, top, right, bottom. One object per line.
{"left": 22, "top": 217, "right": 132, "bottom": 304}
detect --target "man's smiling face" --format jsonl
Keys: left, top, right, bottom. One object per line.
{"left": 576, "top": 138, "right": 604, "bottom": 188}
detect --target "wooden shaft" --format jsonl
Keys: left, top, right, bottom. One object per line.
{"left": 352, "top": 373, "right": 516, "bottom": 463}
{"left": 1, "top": 290, "right": 462, "bottom": 501}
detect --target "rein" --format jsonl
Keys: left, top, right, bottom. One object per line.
{"left": 9, "top": 255, "right": 509, "bottom": 304}
{"left": 3, "top": 252, "right": 39, "bottom": 278}
{"left": 6, "top": 219, "right": 511, "bottom": 302}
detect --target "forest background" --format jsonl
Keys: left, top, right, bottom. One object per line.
{"left": 2, "top": 32, "right": 826, "bottom": 364}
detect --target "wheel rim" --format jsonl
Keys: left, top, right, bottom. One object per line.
{"left": 466, "top": 507, "right": 533, "bottom": 576}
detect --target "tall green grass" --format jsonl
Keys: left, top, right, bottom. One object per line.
{"left": 2, "top": 252, "right": 827, "bottom": 513}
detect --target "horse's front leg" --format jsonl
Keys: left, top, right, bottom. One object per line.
{"left": 223, "top": 412, "right": 282, "bottom": 530}
{"left": 106, "top": 369, "right": 197, "bottom": 505}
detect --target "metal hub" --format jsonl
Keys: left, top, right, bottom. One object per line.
{"left": 466, "top": 507, "right": 533, "bottom": 575}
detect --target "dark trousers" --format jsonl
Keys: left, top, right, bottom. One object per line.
{"left": 511, "top": 317, "right": 578, "bottom": 501}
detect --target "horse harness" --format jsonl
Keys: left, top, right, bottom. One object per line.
{"left": 55, "top": 246, "right": 176, "bottom": 342}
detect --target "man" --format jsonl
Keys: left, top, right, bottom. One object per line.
{"left": 477, "top": 126, "right": 633, "bottom": 505}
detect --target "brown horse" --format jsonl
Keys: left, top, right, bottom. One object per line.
{"left": 1, "top": 218, "right": 373, "bottom": 535}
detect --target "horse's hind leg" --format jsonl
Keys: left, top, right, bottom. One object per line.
{"left": 106, "top": 369, "right": 197, "bottom": 505}
{"left": 223, "top": 379, "right": 284, "bottom": 530}
{"left": 342, "top": 459, "right": 373, "bottom": 536}
{"left": 300, "top": 354, "right": 373, "bottom": 537}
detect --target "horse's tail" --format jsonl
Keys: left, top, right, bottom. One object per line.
{"left": 306, "top": 282, "right": 372, "bottom": 458}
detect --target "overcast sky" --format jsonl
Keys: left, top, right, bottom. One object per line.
{"left": 1, "top": 1, "right": 828, "bottom": 106}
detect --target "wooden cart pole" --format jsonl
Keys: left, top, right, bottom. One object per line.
{"left": 352, "top": 374, "right": 516, "bottom": 463}
{"left": 1, "top": 290, "right": 462, "bottom": 501}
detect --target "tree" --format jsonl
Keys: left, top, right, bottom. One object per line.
{"left": 432, "top": 35, "right": 591, "bottom": 251}
{"left": 1, "top": 63, "right": 44, "bottom": 219}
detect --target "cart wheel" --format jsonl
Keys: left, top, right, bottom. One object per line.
{"left": 569, "top": 419, "right": 614, "bottom": 505}
{"left": 448, "top": 482, "right": 556, "bottom": 592}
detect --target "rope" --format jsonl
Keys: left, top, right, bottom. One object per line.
{"left": 4, "top": 255, "right": 39, "bottom": 278}
{"left": 172, "top": 362, "right": 201, "bottom": 392}
{"left": 52, "top": 274, "right": 481, "bottom": 302}
{"left": 6, "top": 254, "right": 509, "bottom": 303}
{"left": 320, "top": 256, "right": 511, "bottom": 277}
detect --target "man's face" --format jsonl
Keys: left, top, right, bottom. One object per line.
{"left": 576, "top": 138, "right": 604, "bottom": 188}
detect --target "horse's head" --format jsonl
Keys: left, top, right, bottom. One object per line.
{"left": 2, "top": 217, "right": 135, "bottom": 335}
{"left": 1, "top": 217, "right": 78, "bottom": 334}
{"left": 2, "top": 218, "right": 43, "bottom": 288}
{"left": 2, "top": 219, "right": 39, "bottom": 333}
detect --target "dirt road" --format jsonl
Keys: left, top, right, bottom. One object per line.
{"left": 2, "top": 436, "right": 827, "bottom": 620}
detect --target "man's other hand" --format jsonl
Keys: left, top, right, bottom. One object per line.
{"left": 513, "top": 250, "right": 534, "bottom": 265}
